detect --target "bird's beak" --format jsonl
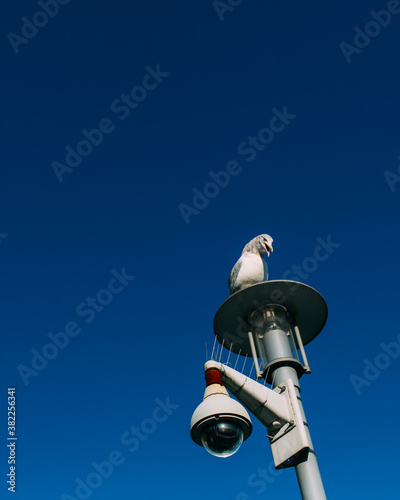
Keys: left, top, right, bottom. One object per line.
{"left": 265, "top": 243, "right": 273, "bottom": 256}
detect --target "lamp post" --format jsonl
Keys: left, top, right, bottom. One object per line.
{"left": 191, "top": 280, "right": 328, "bottom": 500}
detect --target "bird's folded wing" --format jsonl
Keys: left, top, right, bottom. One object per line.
{"left": 228, "top": 260, "right": 242, "bottom": 293}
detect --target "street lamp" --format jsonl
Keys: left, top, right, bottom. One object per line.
{"left": 190, "top": 280, "right": 328, "bottom": 500}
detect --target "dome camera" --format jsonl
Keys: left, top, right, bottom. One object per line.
{"left": 190, "top": 392, "right": 252, "bottom": 458}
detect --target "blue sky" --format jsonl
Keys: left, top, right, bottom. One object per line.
{"left": 2, "top": 1, "right": 400, "bottom": 498}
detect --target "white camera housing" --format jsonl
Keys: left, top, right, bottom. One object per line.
{"left": 190, "top": 383, "right": 252, "bottom": 458}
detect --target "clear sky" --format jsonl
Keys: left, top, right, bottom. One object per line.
{"left": 2, "top": 1, "right": 400, "bottom": 499}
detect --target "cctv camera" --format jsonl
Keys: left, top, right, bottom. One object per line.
{"left": 190, "top": 388, "right": 252, "bottom": 458}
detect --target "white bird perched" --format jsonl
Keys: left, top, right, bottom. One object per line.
{"left": 228, "top": 234, "right": 274, "bottom": 295}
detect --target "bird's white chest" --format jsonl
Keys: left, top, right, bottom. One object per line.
{"left": 236, "top": 253, "right": 268, "bottom": 285}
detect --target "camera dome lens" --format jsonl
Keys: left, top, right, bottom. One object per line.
{"left": 201, "top": 421, "right": 244, "bottom": 458}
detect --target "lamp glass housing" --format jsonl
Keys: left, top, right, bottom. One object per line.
{"left": 249, "top": 304, "right": 299, "bottom": 370}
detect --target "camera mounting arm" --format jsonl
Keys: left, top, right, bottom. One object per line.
{"left": 205, "top": 360, "right": 291, "bottom": 427}
{"left": 204, "top": 360, "right": 313, "bottom": 468}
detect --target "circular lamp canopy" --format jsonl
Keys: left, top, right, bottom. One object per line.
{"left": 213, "top": 280, "right": 328, "bottom": 356}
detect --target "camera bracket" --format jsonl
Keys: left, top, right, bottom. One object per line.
{"left": 205, "top": 361, "right": 313, "bottom": 468}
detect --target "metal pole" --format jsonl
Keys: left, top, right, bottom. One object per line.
{"left": 293, "top": 325, "right": 311, "bottom": 374}
{"left": 295, "top": 456, "right": 327, "bottom": 500}
{"left": 248, "top": 331, "right": 262, "bottom": 379}
{"left": 271, "top": 362, "right": 326, "bottom": 500}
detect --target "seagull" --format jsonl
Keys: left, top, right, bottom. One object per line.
{"left": 228, "top": 234, "right": 274, "bottom": 295}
